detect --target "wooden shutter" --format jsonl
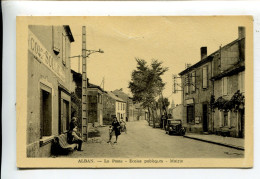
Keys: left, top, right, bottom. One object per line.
{"left": 202, "top": 66, "right": 208, "bottom": 88}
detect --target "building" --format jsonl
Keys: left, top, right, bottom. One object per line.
{"left": 179, "top": 27, "right": 245, "bottom": 137}
{"left": 112, "top": 89, "right": 134, "bottom": 122}
{"left": 71, "top": 70, "right": 104, "bottom": 127}
{"left": 87, "top": 81, "right": 104, "bottom": 126}
{"left": 27, "top": 25, "right": 74, "bottom": 157}
{"left": 103, "top": 91, "right": 117, "bottom": 125}
{"left": 211, "top": 27, "right": 245, "bottom": 138}
{"left": 107, "top": 91, "right": 127, "bottom": 122}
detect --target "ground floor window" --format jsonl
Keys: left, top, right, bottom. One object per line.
{"left": 187, "top": 105, "right": 195, "bottom": 124}
{"left": 223, "top": 111, "right": 228, "bottom": 127}
{"left": 40, "top": 84, "right": 52, "bottom": 138}
{"left": 59, "top": 90, "right": 71, "bottom": 134}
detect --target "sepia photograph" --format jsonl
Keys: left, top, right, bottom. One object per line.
{"left": 16, "top": 16, "right": 253, "bottom": 168}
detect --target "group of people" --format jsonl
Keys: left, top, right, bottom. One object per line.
{"left": 107, "top": 117, "right": 127, "bottom": 144}
{"left": 68, "top": 116, "right": 127, "bottom": 150}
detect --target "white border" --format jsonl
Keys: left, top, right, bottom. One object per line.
{"left": 2, "top": 1, "right": 260, "bottom": 179}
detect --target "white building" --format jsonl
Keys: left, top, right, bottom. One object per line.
{"left": 107, "top": 92, "right": 126, "bottom": 122}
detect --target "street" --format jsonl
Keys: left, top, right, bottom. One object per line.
{"left": 62, "top": 120, "right": 244, "bottom": 158}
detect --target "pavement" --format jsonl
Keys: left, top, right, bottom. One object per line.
{"left": 184, "top": 133, "right": 244, "bottom": 150}
{"left": 58, "top": 120, "right": 244, "bottom": 158}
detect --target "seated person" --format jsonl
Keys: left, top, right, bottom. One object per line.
{"left": 68, "top": 126, "right": 83, "bottom": 151}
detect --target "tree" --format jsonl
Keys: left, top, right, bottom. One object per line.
{"left": 129, "top": 58, "right": 168, "bottom": 127}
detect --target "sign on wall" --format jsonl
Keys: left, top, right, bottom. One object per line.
{"left": 28, "top": 29, "right": 65, "bottom": 82}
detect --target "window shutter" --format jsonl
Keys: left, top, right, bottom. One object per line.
{"left": 202, "top": 66, "right": 208, "bottom": 88}
{"left": 53, "top": 26, "right": 61, "bottom": 54}
{"left": 192, "top": 71, "right": 196, "bottom": 92}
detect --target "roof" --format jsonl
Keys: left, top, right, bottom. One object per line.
{"left": 106, "top": 91, "right": 125, "bottom": 102}
{"left": 179, "top": 38, "right": 244, "bottom": 76}
{"left": 211, "top": 61, "right": 245, "bottom": 81}
{"left": 63, "top": 25, "right": 75, "bottom": 42}
{"left": 112, "top": 89, "right": 132, "bottom": 101}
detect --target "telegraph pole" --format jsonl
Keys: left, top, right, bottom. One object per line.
{"left": 82, "top": 26, "right": 88, "bottom": 140}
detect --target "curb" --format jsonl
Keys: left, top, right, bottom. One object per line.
{"left": 183, "top": 135, "right": 244, "bottom": 151}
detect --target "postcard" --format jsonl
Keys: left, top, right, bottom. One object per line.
{"left": 16, "top": 16, "right": 253, "bottom": 168}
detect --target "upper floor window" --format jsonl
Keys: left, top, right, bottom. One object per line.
{"left": 222, "top": 77, "right": 228, "bottom": 95}
{"left": 191, "top": 71, "right": 196, "bottom": 92}
{"left": 185, "top": 74, "right": 189, "bottom": 94}
{"left": 62, "top": 33, "right": 66, "bottom": 66}
{"left": 202, "top": 66, "right": 208, "bottom": 89}
{"left": 238, "top": 71, "right": 245, "bottom": 93}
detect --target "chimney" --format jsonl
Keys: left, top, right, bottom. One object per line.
{"left": 200, "top": 47, "right": 207, "bottom": 60}
{"left": 238, "top": 26, "right": 245, "bottom": 40}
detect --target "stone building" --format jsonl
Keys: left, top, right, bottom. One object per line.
{"left": 27, "top": 25, "right": 74, "bottom": 157}
{"left": 179, "top": 27, "right": 245, "bottom": 137}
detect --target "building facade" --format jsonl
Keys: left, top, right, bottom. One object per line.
{"left": 27, "top": 25, "right": 74, "bottom": 157}
{"left": 179, "top": 27, "right": 245, "bottom": 138}
{"left": 107, "top": 91, "right": 126, "bottom": 122}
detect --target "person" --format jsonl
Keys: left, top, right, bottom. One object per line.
{"left": 70, "top": 117, "right": 78, "bottom": 131}
{"left": 107, "top": 117, "right": 121, "bottom": 144}
{"left": 120, "top": 119, "right": 127, "bottom": 134}
{"left": 68, "top": 126, "right": 83, "bottom": 151}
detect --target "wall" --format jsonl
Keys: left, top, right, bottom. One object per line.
{"left": 27, "top": 26, "right": 72, "bottom": 157}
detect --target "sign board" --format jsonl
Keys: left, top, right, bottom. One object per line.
{"left": 195, "top": 117, "right": 200, "bottom": 124}
{"left": 28, "top": 29, "right": 65, "bottom": 81}
{"left": 186, "top": 98, "right": 194, "bottom": 105}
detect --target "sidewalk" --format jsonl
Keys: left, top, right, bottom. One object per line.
{"left": 184, "top": 133, "right": 244, "bottom": 150}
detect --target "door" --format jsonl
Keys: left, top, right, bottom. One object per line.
{"left": 203, "top": 104, "right": 208, "bottom": 132}
{"left": 187, "top": 105, "right": 194, "bottom": 123}
{"left": 240, "top": 109, "right": 245, "bottom": 138}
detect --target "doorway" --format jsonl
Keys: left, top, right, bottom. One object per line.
{"left": 203, "top": 104, "right": 208, "bottom": 132}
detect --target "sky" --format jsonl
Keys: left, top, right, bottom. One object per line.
{"left": 69, "top": 16, "right": 249, "bottom": 105}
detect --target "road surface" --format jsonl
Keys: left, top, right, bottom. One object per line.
{"left": 61, "top": 120, "right": 244, "bottom": 158}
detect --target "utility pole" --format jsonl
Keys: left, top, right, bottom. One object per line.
{"left": 82, "top": 26, "right": 88, "bottom": 140}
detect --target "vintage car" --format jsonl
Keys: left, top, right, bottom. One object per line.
{"left": 165, "top": 119, "right": 186, "bottom": 136}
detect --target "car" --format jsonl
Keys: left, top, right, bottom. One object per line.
{"left": 165, "top": 119, "right": 186, "bottom": 136}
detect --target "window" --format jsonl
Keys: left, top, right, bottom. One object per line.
{"left": 52, "top": 26, "right": 61, "bottom": 55}
{"left": 187, "top": 105, "right": 195, "bottom": 124}
{"left": 60, "top": 99, "right": 69, "bottom": 133}
{"left": 191, "top": 71, "right": 196, "bottom": 92}
{"left": 62, "top": 33, "right": 66, "bottom": 66}
{"left": 238, "top": 71, "right": 245, "bottom": 93}
{"left": 222, "top": 77, "right": 228, "bottom": 95}
{"left": 59, "top": 91, "right": 70, "bottom": 134}
{"left": 202, "top": 66, "right": 208, "bottom": 89}
{"left": 185, "top": 74, "right": 189, "bottom": 94}
{"left": 40, "top": 84, "right": 52, "bottom": 138}
{"left": 121, "top": 103, "right": 122, "bottom": 110}
{"left": 223, "top": 111, "right": 228, "bottom": 126}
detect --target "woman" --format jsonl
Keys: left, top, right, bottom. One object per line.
{"left": 107, "top": 117, "right": 121, "bottom": 144}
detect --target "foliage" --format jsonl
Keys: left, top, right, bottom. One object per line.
{"left": 210, "top": 90, "right": 245, "bottom": 112}
{"left": 128, "top": 58, "right": 168, "bottom": 126}
{"left": 129, "top": 58, "right": 168, "bottom": 108}
{"left": 157, "top": 97, "right": 170, "bottom": 111}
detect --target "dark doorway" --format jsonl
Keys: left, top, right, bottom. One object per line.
{"left": 40, "top": 89, "right": 52, "bottom": 138}
{"left": 203, "top": 104, "right": 208, "bottom": 132}
{"left": 240, "top": 109, "right": 245, "bottom": 138}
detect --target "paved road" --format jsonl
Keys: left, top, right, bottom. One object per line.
{"left": 63, "top": 120, "right": 244, "bottom": 158}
